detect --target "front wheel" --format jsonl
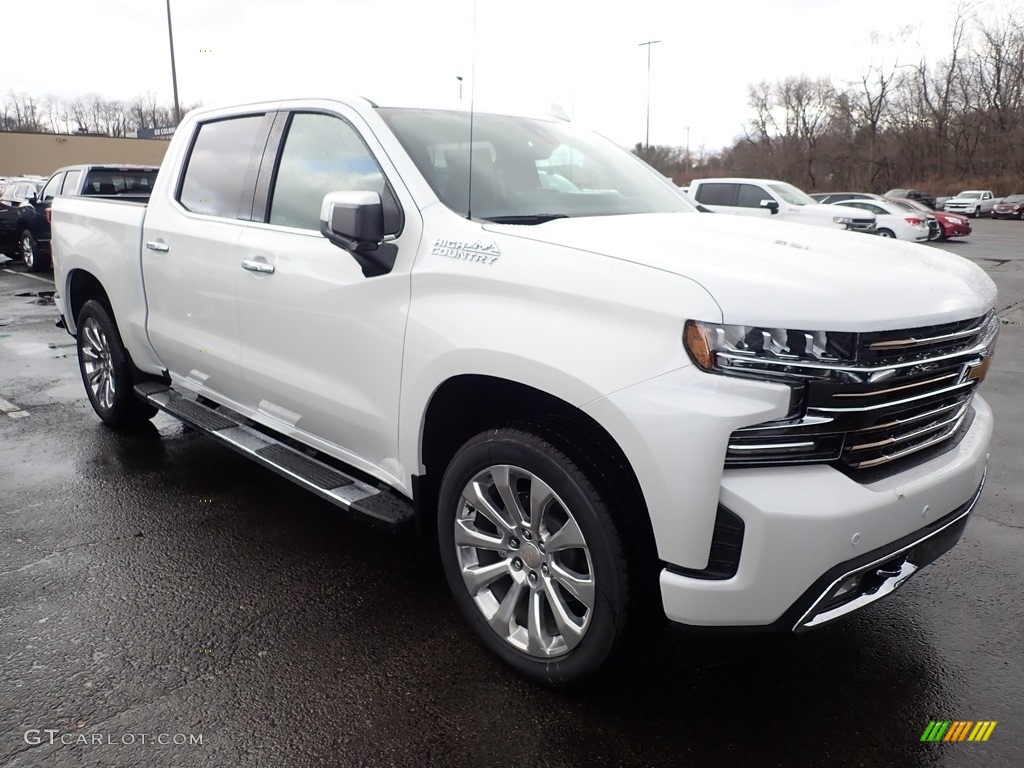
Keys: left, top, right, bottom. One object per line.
{"left": 437, "top": 428, "right": 635, "bottom": 686}
{"left": 20, "top": 230, "right": 49, "bottom": 272}
{"left": 877, "top": 228, "right": 896, "bottom": 238}
{"left": 76, "top": 300, "right": 157, "bottom": 428}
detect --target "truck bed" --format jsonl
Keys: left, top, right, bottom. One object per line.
{"left": 51, "top": 196, "right": 156, "bottom": 372}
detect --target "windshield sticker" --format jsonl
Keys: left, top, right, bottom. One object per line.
{"left": 432, "top": 239, "right": 501, "bottom": 265}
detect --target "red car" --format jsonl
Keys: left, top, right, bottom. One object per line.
{"left": 991, "top": 194, "right": 1024, "bottom": 220}
{"left": 890, "top": 197, "right": 971, "bottom": 240}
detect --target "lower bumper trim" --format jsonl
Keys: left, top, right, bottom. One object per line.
{"left": 792, "top": 470, "right": 985, "bottom": 631}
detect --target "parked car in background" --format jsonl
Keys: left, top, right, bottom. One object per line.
{"left": 6, "top": 164, "right": 159, "bottom": 272}
{"left": 889, "top": 197, "right": 971, "bottom": 240}
{"left": 0, "top": 180, "right": 42, "bottom": 260}
{"left": 944, "top": 190, "right": 998, "bottom": 218}
{"left": 991, "top": 194, "right": 1024, "bottom": 220}
{"left": 837, "top": 199, "right": 931, "bottom": 241}
{"left": 810, "top": 192, "right": 884, "bottom": 205}
{"left": 885, "top": 188, "right": 937, "bottom": 209}
{"left": 689, "top": 178, "right": 876, "bottom": 232}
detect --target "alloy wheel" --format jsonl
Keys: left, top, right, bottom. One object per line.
{"left": 21, "top": 233, "right": 34, "bottom": 269}
{"left": 454, "top": 464, "right": 595, "bottom": 658}
{"left": 80, "top": 317, "right": 116, "bottom": 411}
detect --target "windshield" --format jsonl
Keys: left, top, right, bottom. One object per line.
{"left": 376, "top": 108, "right": 695, "bottom": 222}
{"left": 768, "top": 182, "right": 816, "bottom": 206}
{"left": 1001, "top": 194, "right": 1024, "bottom": 203}
{"left": 957, "top": 191, "right": 982, "bottom": 199}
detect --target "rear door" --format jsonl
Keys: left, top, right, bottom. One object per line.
{"left": 233, "top": 107, "right": 418, "bottom": 476}
{"left": 142, "top": 112, "right": 274, "bottom": 407}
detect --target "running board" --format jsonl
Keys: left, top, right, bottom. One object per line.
{"left": 134, "top": 382, "right": 414, "bottom": 533}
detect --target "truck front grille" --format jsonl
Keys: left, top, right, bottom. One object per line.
{"left": 726, "top": 314, "right": 996, "bottom": 472}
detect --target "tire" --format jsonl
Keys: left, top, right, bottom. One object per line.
{"left": 20, "top": 230, "right": 49, "bottom": 272}
{"left": 76, "top": 300, "right": 158, "bottom": 428}
{"left": 437, "top": 427, "right": 635, "bottom": 686}
{"left": 877, "top": 228, "right": 896, "bottom": 238}
{"left": 972, "top": 207, "right": 980, "bottom": 218}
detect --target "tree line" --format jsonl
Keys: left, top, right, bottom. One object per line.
{"left": 0, "top": 92, "right": 196, "bottom": 137}
{"left": 636, "top": 9, "right": 1024, "bottom": 194}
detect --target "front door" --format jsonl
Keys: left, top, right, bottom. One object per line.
{"left": 234, "top": 109, "right": 417, "bottom": 478}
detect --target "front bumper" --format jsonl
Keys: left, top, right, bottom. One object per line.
{"left": 659, "top": 395, "right": 992, "bottom": 629}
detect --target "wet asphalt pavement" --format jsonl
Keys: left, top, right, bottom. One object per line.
{"left": 1, "top": 222, "right": 1023, "bottom": 767}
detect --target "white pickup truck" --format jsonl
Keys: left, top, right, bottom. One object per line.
{"left": 944, "top": 190, "right": 999, "bottom": 218}
{"left": 689, "top": 177, "right": 877, "bottom": 233}
{"left": 52, "top": 98, "right": 997, "bottom": 685}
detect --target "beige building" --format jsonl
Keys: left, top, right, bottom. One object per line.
{"left": 0, "top": 132, "right": 170, "bottom": 177}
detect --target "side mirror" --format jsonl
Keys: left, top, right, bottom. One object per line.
{"left": 26, "top": 194, "right": 38, "bottom": 206}
{"left": 319, "top": 191, "right": 395, "bottom": 278}
{"left": 760, "top": 199, "right": 780, "bottom": 214}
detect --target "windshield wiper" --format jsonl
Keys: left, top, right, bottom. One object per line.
{"left": 483, "top": 214, "right": 570, "bottom": 225}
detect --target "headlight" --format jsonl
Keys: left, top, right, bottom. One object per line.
{"left": 683, "top": 320, "right": 854, "bottom": 382}
{"left": 832, "top": 216, "right": 854, "bottom": 225}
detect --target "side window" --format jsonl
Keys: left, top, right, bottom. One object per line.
{"left": 736, "top": 184, "right": 772, "bottom": 208}
{"left": 694, "top": 183, "right": 736, "bottom": 206}
{"left": 268, "top": 112, "right": 397, "bottom": 233}
{"left": 179, "top": 114, "right": 268, "bottom": 219}
{"left": 62, "top": 170, "right": 82, "bottom": 194}
{"left": 40, "top": 173, "right": 64, "bottom": 201}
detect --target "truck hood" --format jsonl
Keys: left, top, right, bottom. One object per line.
{"left": 487, "top": 212, "right": 996, "bottom": 331}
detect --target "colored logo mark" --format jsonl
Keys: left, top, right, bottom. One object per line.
{"left": 920, "top": 720, "right": 997, "bottom": 742}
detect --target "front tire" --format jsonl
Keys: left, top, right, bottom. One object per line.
{"left": 76, "top": 300, "right": 157, "bottom": 428}
{"left": 437, "top": 428, "right": 634, "bottom": 686}
{"left": 20, "top": 230, "right": 49, "bottom": 272}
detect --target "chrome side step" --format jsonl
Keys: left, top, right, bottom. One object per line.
{"left": 134, "top": 382, "right": 414, "bottom": 533}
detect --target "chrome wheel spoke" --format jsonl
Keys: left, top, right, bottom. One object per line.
{"left": 544, "top": 515, "right": 586, "bottom": 553}
{"left": 454, "top": 518, "right": 505, "bottom": 551}
{"left": 529, "top": 477, "right": 556, "bottom": 529}
{"left": 491, "top": 466, "right": 530, "bottom": 527}
{"left": 487, "top": 578, "right": 525, "bottom": 634}
{"left": 549, "top": 561, "right": 595, "bottom": 610}
{"left": 463, "top": 480, "right": 515, "bottom": 534}
{"left": 542, "top": 577, "right": 585, "bottom": 650}
{"left": 526, "top": 589, "right": 548, "bottom": 655}
{"left": 461, "top": 559, "right": 510, "bottom": 594}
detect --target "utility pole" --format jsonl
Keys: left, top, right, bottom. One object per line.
{"left": 638, "top": 40, "right": 661, "bottom": 151}
{"left": 457, "top": 76, "right": 464, "bottom": 100}
{"left": 683, "top": 125, "right": 691, "bottom": 169}
{"left": 165, "top": 0, "right": 181, "bottom": 124}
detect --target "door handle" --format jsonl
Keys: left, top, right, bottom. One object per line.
{"left": 146, "top": 240, "right": 169, "bottom": 252}
{"left": 241, "top": 258, "right": 275, "bottom": 274}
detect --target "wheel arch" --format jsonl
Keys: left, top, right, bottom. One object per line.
{"left": 417, "top": 374, "right": 657, "bottom": 564}
{"left": 66, "top": 268, "right": 112, "bottom": 335}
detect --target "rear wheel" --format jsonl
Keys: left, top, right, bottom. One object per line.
{"left": 438, "top": 428, "right": 635, "bottom": 686}
{"left": 877, "top": 228, "right": 895, "bottom": 238}
{"left": 76, "top": 300, "right": 157, "bottom": 428}
{"left": 20, "top": 230, "right": 49, "bottom": 272}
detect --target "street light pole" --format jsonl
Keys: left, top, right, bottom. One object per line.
{"left": 165, "top": 0, "right": 181, "bottom": 124}
{"left": 638, "top": 40, "right": 661, "bottom": 151}
{"left": 457, "top": 76, "right": 464, "bottom": 100}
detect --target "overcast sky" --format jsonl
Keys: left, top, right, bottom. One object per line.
{"left": 2, "top": 0, "right": 1018, "bottom": 150}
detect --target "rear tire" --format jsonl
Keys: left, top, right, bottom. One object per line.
{"left": 437, "top": 427, "right": 636, "bottom": 686}
{"left": 877, "top": 228, "right": 895, "bottom": 238}
{"left": 76, "top": 300, "right": 157, "bottom": 428}
{"left": 20, "top": 230, "right": 49, "bottom": 272}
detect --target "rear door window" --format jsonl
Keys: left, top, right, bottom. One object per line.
{"left": 694, "top": 183, "right": 737, "bottom": 206}
{"left": 178, "top": 114, "right": 271, "bottom": 220}
{"left": 61, "top": 170, "right": 82, "bottom": 194}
